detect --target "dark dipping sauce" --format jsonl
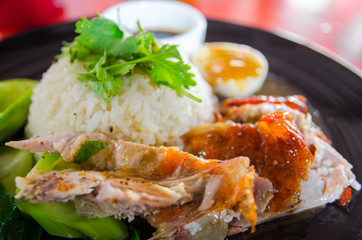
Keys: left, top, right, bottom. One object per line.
{"left": 135, "top": 29, "right": 184, "bottom": 39}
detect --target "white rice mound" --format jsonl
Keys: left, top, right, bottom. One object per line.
{"left": 26, "top": 57, "right": 216, "bottom": 147}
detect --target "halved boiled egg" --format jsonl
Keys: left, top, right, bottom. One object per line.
{"left": 193, "top": 42, "right": 269, "bottom": 98}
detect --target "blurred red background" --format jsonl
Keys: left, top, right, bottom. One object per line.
{"left": 0, "top": 0, "right": 361, "bottom": 70}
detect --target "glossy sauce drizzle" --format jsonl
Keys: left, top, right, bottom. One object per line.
{"left": 183, "top": 111, "right": 313, "bottom": 211}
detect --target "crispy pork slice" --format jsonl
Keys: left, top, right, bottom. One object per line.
{"left": 184, "top": 111, "right": 314, "bottom": 212}
{"left": 221, "top": 95, "right": 308, "bottom": 117}
{"left": 219, "top": 95, "right": 328, "bottom": 146}
{"left": 15, "top": 157, "right": 261, "bottom": 234}
{"left": 9, "top": 132, "right": 274, "bottom": 238}
{"left": 146, "top": 158, "right": 258, "bottom": 239}
{"left": 184, "top": 111, "right": 360, "bottom": 208}
{"left": 147, "top": 175, "right": 273, "bottom": 240}
{"left": 183, "top": 107, "right": 360, "bottom": 235}
{"left": 220, "top": 95, "right": 361, "bottom": 194}
{"left": 7, "top": 132, "right": 220, "bottom": 179}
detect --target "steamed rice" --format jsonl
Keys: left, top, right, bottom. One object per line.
{"left": 26, "top": 57, "right": 216, "bottom": 147}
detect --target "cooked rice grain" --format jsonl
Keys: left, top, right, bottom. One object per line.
{"left": 26, "top": 57, "right": 216, "bottom": 147}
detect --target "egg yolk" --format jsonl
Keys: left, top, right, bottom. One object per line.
{"left": 202, "top": 46, "right": 263, "bottom": 86}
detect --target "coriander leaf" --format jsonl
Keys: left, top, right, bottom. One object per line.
{"left": 60, "top": 16, "right": 201, "bottom": 103}
{"left": 72, "top": 51, "right": 132, "bottom": 102}
{"left": 84, "top": 75, "right": 125, "bottom": 103}
{"left": 86, "top": 79, "right": 119, "bottom": 103}
{"left": 108, "top": 61, "right": 136, "bottom": 76}
{"left": 75, "top": 17, "right": 124, "bottom": 55}
{"left": 138, "top": 45, "right": 200, "bottom": 102}
{"left": 113, "top": 32, "right": 159, "bottom": 60}
{"left": 72, "top": 50, "right": 108, "bottom": 75}
{"left": 96, "top": 65, "right": 112, "bottom": 82}
{"left": 104, "top": 44, "right": 201, "bottom": 102}
{"left": 59, "top": 41, "right": 92, "bottom": 62}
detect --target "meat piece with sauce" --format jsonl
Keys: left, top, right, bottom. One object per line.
{"left": 7, "top": 132, "right": 221, "bottom": 179}
{"left": 220, "top": 95, "right": 360, "bottom": 195}
{"left": 219, "top": 95, "right": 329, "bottom": 146}
{"left": 9, "top": 133, "right": 273, "bottom": 239}
{"left": 183, "top": 97, "right": 361, "bottom": 233}
{"left": 184, "top": 111, "right": 314, "bottom": 212}
{"left": 16, "top": 157, "right": 256, "bottom": 225}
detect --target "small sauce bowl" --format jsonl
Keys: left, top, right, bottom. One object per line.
{"left": 102, "top": 0, "right": 207, "bottom": 58}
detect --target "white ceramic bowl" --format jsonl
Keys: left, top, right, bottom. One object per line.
{"left": 102, "top": 0, "right": 207, "bottom": 58}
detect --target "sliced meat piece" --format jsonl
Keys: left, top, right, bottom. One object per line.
{"left": 184, "top": 111, "right": 313, "bottom": 212}
{"left": 15, "top": 157, "right": 259, "bottom": 232}
{"left": 150, "top": 176, "right": 273, "bottom": 240}
{"left": 254, "top": 176, "right": 274, "bottom": 214}
{"left": 221, "top": 95, "right": 308, "bottom": 116}
{"left": 6, "top": 132, "right": 108, "bottom": 162}
{"left": 219, "top": 95, "right": 330, "bottom": 146}
{"left": 10, "top": 132, "right": 276, "bottom": 236}
{"left": 146, "top": 157, "right": 258, "bottom": 239}
{"left": 219, "top": 95, "right": 360, "bottom": 198}
{"left": 7, "top": 133, "right": 219, "bottom": 179}
{"left": 299, "top": 135, "right": 361, "bottom": 208}
{"left": 183, "top": 108, "right": 360, "bottom": 236}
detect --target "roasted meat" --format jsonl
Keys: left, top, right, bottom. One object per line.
{"left": 184, "top": 111, "right": 313, "bottom": 212}
{"left": 9, "top": 132, "right": 273, "bottom": 239}
{"left": 183, "top": 95, "right": 361, "bottom": 233}
{"left": 16, "top": 157, "right": 255, "bottom": 224}
{"left": 8, "top": 95, "right": 360, "bottom": 239}
{"left": 7, "top": 132, "right": 220, "bottom": 179}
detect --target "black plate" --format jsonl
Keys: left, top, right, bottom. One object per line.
{"left": 1, "top": 20, "right": 362, "bottom": 240}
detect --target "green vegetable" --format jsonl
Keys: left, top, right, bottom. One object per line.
{"left": 0, "top": 186, "right": 42, "bottom": 240}
{"left": 34, "top": 152, "right": 80, "bottom": 172}
{"left": 129, "top": 229, "right": 141, "bottom": 240}
{"left": 0, "top": 146, "right": 33, "bottom": 196}
{"left": 74, "top": 140, "right": 108, "bottom": 164}
{"left": 60, "top": 16, "right": 201, "bottom": 103}
{"left": 17, "top": 200, "right": 128, "bottom": 240}
{"left": 0, "top": 79, "right": 38, "bottom": 143}
{"left": 24, "top": 152, "right": 128, "bottom": 239}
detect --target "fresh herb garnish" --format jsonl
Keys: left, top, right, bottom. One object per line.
{"left": 60, "top": 16, "right": 201, "bottom": 103}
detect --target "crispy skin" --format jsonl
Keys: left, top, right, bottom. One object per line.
{"left": 147, "top": 158, "right": 257, "bottom": 239}
{"left": 16, "top": 157, "right": 259, "bottom": 237}
{"left": 11, "top": 132, "right": 267, "bottom": 238}
{"left": 185, "top": 94, "right": 361, "bottom": 216}
{"left": 221, "top": 95, "right": 308, "bottom": 115}
{"left": 184, "top": 111, "right": 313, "bottom": 212}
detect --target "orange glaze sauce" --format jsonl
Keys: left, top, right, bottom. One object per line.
{"left": 336, "top": 187, "right": 352, "bottom": 206}
{"left": 183, "top": 111, "right": 314, "bottom": 212}
{"left": 153, "top": 148, "right": 219, "bottom": 178}
{"left": 199, "top": 46, "right": 263, "bottom": 86}
{"left": 150, "top": 158, "right": 257, "bottom": 232}
{"left": 212, "top": 165, "right": 257, "bottom": 232}
{"left": 222, "top": 95, "right": 308, "bottom": 114}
